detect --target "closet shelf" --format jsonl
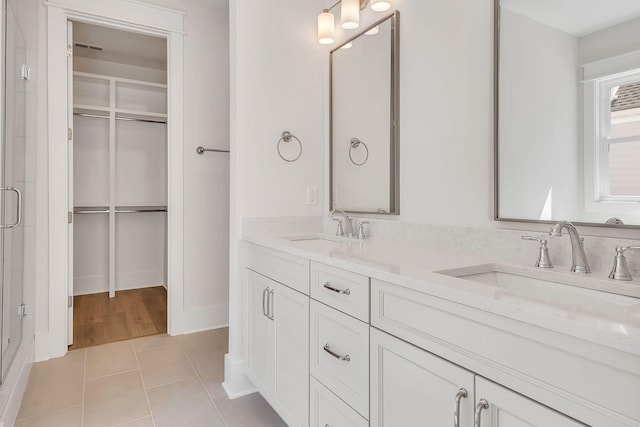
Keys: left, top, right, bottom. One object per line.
{"left": 74, "top": 104, "right": 110, "bottom": 115}
{"left": 73, "top": 71, "right": 167, "bottom": 89}
{"left": 74, "top": 206, "right": 109, "bottom": 214}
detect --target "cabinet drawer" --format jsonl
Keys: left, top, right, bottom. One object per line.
{"left": 310, "top": 376, "right": 368, "bottom": 427}
{"left": 310, "top": 261, "right": 369, "bottom": 322}
{"left": 310, "top": 300, "right": 370, "bottom": 419}
{"left": 246, "top": 243, "right": 309, "bottom": 295}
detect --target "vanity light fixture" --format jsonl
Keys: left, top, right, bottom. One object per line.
{"left": 341, "top": 0, "right": 360, "bottom": 29}
{"left": 318, "top": 9, "right": 336, "bottom": 44}
{"left": 317, "top": 0, "right": 391, "bottom": 44}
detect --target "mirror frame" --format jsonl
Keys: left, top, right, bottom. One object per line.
{"left": 329, "top": 10, "right": 400, "bottom": 215}
{"left": 493, "top": 0, "right": 639, "bottom": 230}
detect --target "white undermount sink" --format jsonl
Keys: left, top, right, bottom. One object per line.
{"left": 281, "top": 234, "right": 345, "bottom": 247}
{"left": 285, "top": 234, "right": 340, "bottom": 242}
{"left": 436, "top": 263, "right": 640, "bottom": 333}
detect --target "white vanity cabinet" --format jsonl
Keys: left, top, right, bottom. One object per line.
{"left": 245, "top": 245, "right": 310, "bottom": 427}
{"left": 242, "top": 239, "right": 639, "bottom": 427}
{"left": 370, "top": 328, "right": 585, "bottom": 427}
{"left": 370, "top": 327, "right": 475, "bottom": 427}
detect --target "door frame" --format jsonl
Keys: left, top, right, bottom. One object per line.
{"left": 44, "top": 0, "right": 185, "bottom": 360}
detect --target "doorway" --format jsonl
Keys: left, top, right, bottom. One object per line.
{"left": 46, "top": 0, "right": 185, "bottom": 361}
{"left": 68, "top": 21, "right": 168, "bottom": 349}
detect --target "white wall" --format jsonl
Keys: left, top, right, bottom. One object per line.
{"left": 233, "top": 3, "right": 325, "bottom": 220}
{"left": 579, "top": 17, "right": 640, "bottom": 65}
{"left": 498, "top": 9, "right": 580, "bottom": 221}
{"left": 226, "top": 0, "right": 326, "bottom": 396}
{"left": 136, "top": 1, "right": 229, "bottom": 329}
{"left": 387, "top": 0, "right": 495, "bottom": 226}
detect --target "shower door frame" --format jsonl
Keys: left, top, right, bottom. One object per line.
{"left": 45, "top": 0, "right": 186, "bottom": 359}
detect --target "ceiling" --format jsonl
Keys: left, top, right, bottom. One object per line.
{"left": 73, "top": 22, "right": 167, "bottom": 70}
{"left": 501, "top": 0, "right": 640, "bottom": 36}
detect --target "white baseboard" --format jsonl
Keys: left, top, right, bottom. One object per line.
{"left": 74, "top": 270, "right": 165, "bottom": 295}
{"left": 171, "top": 303, "right": 229, "bottom": 336}
{"left": 222, "top": 353, "right": 256, "bottom": 399}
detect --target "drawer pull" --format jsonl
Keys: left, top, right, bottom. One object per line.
{"left": 323, "top": 282, "right": 351, "bottom": 295}
{"left": 267, "top": 289, "right": 275, "bottom": 320}
{"left": 454, "top": 388, "right": 468, "bottom": 427}
{"left": 474, "top": 399, "right": 489, "bottom": 427}
{"left": 262, "top": 287, "right": 269, "bottom": 318}
{"left": 323, "top": 343, "right": 351, "bottom": 362}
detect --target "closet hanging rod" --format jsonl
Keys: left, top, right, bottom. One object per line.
{"left": 73, "top": 112, "right": 167, "bottom": 124}
{"left": 115, "top": 208, "right": 167, "bottom": 213}
{"left": 74, "top": 209, "right": 110, "bottom": 214}
{"left": 196, "top": 146, "right": 230, "bottom": 155}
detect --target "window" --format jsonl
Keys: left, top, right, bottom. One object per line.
{"left": 596, "top": 71, "right": 640, "bottom": 202}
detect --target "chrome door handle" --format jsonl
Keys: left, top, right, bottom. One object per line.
{"left": 474, "top": 399, "right": 489, "bottom": 427}
{"left": 323, "top": 343, "right": 350, "bottom": 361}
{"left": 1, "top": 187, "right": 22, "bottom": 229}
{"left": 454, "top": 388, "right": 468, "bottom": 427}
{"left": 323, "top": 282, "right": 351, "bottom": 295}
{"left": 262, "top": 287, "right": 269, "bottom": 318}
{"left": 267, "top": 289, "right": 275, "bottom": 320}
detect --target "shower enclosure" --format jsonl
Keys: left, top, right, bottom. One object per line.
{"left": 1, "top": 0, "right": 33, "bottom": 382}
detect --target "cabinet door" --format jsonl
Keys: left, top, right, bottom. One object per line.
{"left": 475, "top": 377, "right": 586, "bottom": 427}
{"left": 273, "top": 281, "right": 309, "bottom": 427}
{"left": 246, "top": 269, "right": 274, "bottom": 394}
{"left": 370, "top": 328, "right": 475, "bottom": 427}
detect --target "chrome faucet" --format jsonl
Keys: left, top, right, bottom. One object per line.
{"left": 329, "top": 209, "right": 354, "bottom": 237}
{"left": 549, "top": 222, "right": 591, "bottom": 273}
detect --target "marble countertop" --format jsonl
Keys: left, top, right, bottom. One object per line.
{"left": 243, "top": 233, "right": 640, "bottom": 356}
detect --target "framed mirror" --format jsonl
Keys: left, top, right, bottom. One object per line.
{"left": 330, "top": 11, "right": 399, "bottom": 214}
{"left": 496, "top": 0, "right": 640, "bottom": 227}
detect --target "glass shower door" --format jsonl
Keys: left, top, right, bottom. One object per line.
{"left": 1, "top": 0, "right": 27, "bottom": 381}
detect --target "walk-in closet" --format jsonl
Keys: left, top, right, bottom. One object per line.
{"left": 70, "top": 22, "right": 168, "bottom": 348}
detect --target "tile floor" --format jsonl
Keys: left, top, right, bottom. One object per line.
{"left": 15, "top": 328, "right": 287, "bottom": 427}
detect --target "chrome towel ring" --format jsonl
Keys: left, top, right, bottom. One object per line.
{"left": 277, "top": 131, "right": 302, "bottom": 162}
{"left": 349, "top": 137, "right": 369, "bottom": 166}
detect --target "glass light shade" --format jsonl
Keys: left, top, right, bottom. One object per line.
{"left": 340, "top": 42, "right": 353, "bottom": 49}
{"left": 365, "top": 25, "right": 379, "bottom": 35}
{"left": 341, "top": 0, "right": 360, "bottom": 29}
{"left": 318, "top": 10, "right": 335, "bottom": 44}
{"left": 371, "top": 0, "right": 391, "bottom": 11}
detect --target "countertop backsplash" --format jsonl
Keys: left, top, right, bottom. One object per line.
{"left": 240, "top": 216, "right": 640, "bottom": 277}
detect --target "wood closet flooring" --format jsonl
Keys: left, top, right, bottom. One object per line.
{"left": 69, "top": 286, "right": 167, "bottom": 350}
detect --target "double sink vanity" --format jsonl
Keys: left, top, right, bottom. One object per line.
{"left": 242, "top": 226, "right": 640, "bottom": 427}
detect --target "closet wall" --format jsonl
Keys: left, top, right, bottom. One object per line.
{"left": 72, "top": 23, "right": 168, "bottom": 296}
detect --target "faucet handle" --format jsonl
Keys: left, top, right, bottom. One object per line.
{"left": 332, "top": 218, "right": 344, "bottom": 237}
{"left": 357, "top": 221, "right": 369, "bottom": 240}
{"left": 522, "top": 236, "right": 553, "bottom": 268}
{"left": 609, "top": 246, "right": 640, "bottom": 281}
